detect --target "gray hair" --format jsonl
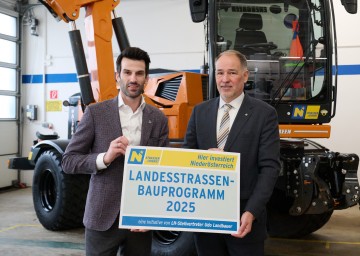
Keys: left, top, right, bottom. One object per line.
{"left": 216, "top": 50, "right": 248, "bottom": 70}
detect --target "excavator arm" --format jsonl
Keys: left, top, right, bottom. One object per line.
{"left": 39, "top": 0, "right": 121, "bottom": 103}
{"left": 39, "top": 0, "right": 206, "bottom": 141}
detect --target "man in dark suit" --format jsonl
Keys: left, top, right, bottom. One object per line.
{"left": 62, "top": 47, "right": 169, "bottom": 256}
{"left": 184, "top": 50, "right": 280, "bottom": 256}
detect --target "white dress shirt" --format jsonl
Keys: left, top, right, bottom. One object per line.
{"left": 118, "top": 95, "right": 146, "bottom": 146}
{"left": 96, "top": 94, "right": 146, "bottom": 170}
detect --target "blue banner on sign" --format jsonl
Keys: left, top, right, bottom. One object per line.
{"left": 121, "top": 216, "right": 237, "bottom": 232}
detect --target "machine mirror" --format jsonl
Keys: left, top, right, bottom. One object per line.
{"left": 341, "top": 0, "right": 357, "bottom": 14}
{"left": 189, "top": 0, "right": 208, "bottom": 22}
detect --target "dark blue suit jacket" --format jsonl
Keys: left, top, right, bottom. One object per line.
{"left": 184, "top": 93, "right": 280, "bottom": 241}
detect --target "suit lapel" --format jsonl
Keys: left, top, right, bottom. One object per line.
{"left": 224, "top": 94, "right": 253, "bottom": 150}
{"left": 107, "top": 97, "right": 123, "bottom": 137}
{"left": 207, "top": 98, "right": 220, "bottom": 148}
{"left": 140, "top": 105, "right": 153, "bottom": 145}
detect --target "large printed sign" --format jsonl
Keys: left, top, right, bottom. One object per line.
{"left": 119, "top": 146, "right": 240, "bottom": 234}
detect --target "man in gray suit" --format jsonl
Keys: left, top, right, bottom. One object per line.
{"left": 184, "top": 50, "right": 280, "bottom": 256}
{"left": 62, "top": 47, "right": 169, "bottom": 256}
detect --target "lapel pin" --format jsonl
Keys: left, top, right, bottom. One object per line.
{"left": 148, "top": 120, "right": 152, "bottom": 124}
{"left": 245, "top": 113, "right": 248, "bottom": 116}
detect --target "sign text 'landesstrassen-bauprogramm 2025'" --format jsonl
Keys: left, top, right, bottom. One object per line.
{"left": 119, "top": 146, "right": 240, "bottom": 234}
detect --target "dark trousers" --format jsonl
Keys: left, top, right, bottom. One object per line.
{"left": 85, "top": 218, "right": 152, "bottom": 256}
{"left": 194, "top": 232, "right": 264, "bottom": 256}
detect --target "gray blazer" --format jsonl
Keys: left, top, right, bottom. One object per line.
{"left": 184, "top": 93, "right": 280, "bottom": 241}
{"left": 62, "top": 97, "right": 169, "bottom": 231}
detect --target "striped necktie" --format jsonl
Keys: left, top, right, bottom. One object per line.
{"left": 217, "top": 104, "right": 232, "bottom": 150}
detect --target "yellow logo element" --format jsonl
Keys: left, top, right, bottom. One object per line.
{"left": 305, "top": 105, "right": 320, "bottom": 119}
{"left": 293, "top": 106, "right": 305, "bottom": 118}
{"left": 144, "top": 149, "right": 162, "bottom": 165}
{"left": 160, "top": 151, "right": 238, "bottom": 171}
{"left": 130, "top": 151, "right": 143, "bottom": 162}
{"left": 128, "top": 149, "right": 146, "bottom": 164}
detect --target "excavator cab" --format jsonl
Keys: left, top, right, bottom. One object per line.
{"left": 211, "top": 0, "right": 334, "bottom": 127}
{"left": 190, "top": 0, "right": 358, "bottom": 138}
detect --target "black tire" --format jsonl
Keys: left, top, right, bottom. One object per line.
{"left": 267, "top": 189, "right": 333, "bottom": 238}
{"left": 151, "top": 231, "right": 196, "bottom": 256}
{"left": 32, "top": 149, "right": 90, "bottom": 230}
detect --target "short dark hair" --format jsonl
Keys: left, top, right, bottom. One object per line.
{"left": 116, "top": 47, "right": 151, "bottom": 75}
{"left": 216, "top": 50, "right": 248, "bottom": 70}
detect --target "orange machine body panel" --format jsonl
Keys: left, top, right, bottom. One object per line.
{"left": 144, "top": 72, "right": 206, "bottom": 139}
{"left": 279, "top": 124, "right": 331, "bottom": 138}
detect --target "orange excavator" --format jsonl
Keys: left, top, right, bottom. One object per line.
{"left": 8, "top": 0, "right": 360, "bottom": 255}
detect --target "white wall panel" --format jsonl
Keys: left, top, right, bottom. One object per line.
{"left": 0, "top": 122, "right": 18, "bottom": 188}
{"left": 0, "top": 122, "right": 17, "bottom": 154}
{"left": 117, "top": 0, "right": 204, "bottom": 69}
{"left": 0, "top": 155, "right": 18, "bottom": 188}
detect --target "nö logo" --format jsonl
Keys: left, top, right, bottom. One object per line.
{"left": 128, "top": 149, "right": 146, "bottom": 164}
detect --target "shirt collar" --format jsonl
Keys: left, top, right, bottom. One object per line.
{"left": 219, "top": 92, "right": 244, "bottom": 110}
{"left": 118, "top": 94, "right": 146, "bottom": 111}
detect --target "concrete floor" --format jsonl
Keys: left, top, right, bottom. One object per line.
{"left": 0, "top": 188, "right": 359, "bottom": 256}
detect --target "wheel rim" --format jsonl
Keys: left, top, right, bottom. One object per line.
{"left": 153, "top": 230, "right": 180, "bottom": 245}
{"left": 39, "top": 169, "right": 57, "bottom": 212}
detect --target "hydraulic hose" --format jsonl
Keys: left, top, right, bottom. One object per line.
{"left": 112, "top": 17, "right": 130, "bottom": 52}
{"left": 69, "top": 29, "right": 95, "bottom": 105}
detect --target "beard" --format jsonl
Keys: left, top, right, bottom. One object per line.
{"left": 120, "top": 81, "right": 144, "bottom": 98}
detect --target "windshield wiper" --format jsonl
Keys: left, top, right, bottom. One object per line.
{"left": 270, "top": 39, "right": 319, "bottom": 107}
